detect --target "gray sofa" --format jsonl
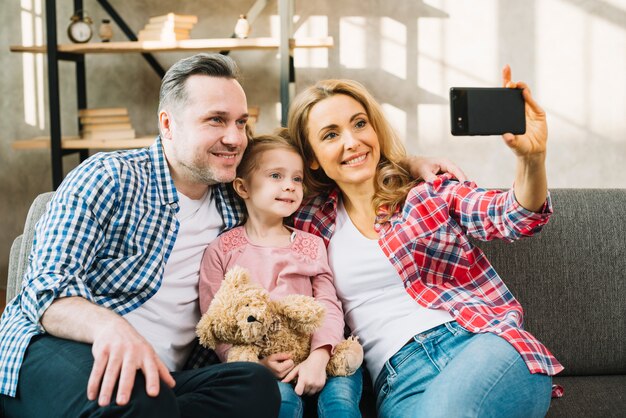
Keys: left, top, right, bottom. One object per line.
{"left": 6, "top": 190, "right": 626, "bottom": 417}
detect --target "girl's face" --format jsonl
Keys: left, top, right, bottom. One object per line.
{"left": 306, "top": 94, "right": 380, "bottom": 191}
{"left": 238, "top": 148, "right": 304, "bottom": 220}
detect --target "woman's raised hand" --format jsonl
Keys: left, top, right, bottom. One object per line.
{"left": 501, "top": 65, "right": 548, "bottom": 159}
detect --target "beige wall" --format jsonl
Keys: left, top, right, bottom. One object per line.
{"left": 1, "top": 0, "right": 625, "bottom": 289}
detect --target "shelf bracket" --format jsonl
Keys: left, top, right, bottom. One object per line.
{"left": 96, "top": 0, "right": 166, "bottom": 78}
{"left": 279, "top": 0, "right": 295, "bottom": 126}
{"left": 46, "top": 0, "right": 63, "bottom": 189}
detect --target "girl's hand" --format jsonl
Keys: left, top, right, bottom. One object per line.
{"left": 282, "top": 348, "right": 330, "bottom": 396}
{"left": 259, "top": 352, "right": 295, "bottom": 379}
{"left": 501, "top": 65, "right": 548, "bottom": 159}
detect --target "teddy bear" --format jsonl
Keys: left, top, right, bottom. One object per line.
{"left": 196, "top": 265, "right": 363, "bottom": 377}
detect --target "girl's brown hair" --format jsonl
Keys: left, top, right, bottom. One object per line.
{"left": 236, "top": 128, "right": 300, "bottom": 181}
{"left": 287, "top": 79, "right": 415, "bottom": 221}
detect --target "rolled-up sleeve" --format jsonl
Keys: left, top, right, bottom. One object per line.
{"left": 423, "top": 174, "right": 553, "bottom": 242}
{"left": 20, "top": 160, "right": 118, "bottom": 329}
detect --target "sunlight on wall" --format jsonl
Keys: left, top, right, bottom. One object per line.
{"left": 270, "top": 15, "right": 328, "bottom": 68}
{"left": 20, "top": 0, "right": 45, "bottom": 129}
{"left": 380, "top": 17, "right": 406, "bottom": 80}
{"left": 294, "top": 16, "right": 328, "bottom": 68}
{"left": 537, "top": 0, "right": 626, "bottom": 144}
{"left": 416, "top": 0, "right": 499, "bottom": 146}
{"left": 382, "top": 103, "right": 407, "bottom": 142}
{"left": 340, "top": 17, "right": 366, "bottom": 69}
{"left": 588, "top": 13, "right": 626, "bottom": 140}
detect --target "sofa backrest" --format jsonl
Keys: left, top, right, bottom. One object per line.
{"left": 475, "top": 189, "right": 626, "bottom": 376}
{"left": 6, "top": 192, "right": 55, "bottom": 304}
{"left": 7, "top": 190, "right": 625, "bottom": 376}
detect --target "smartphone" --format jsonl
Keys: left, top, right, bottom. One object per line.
{"left": 449, "top": 87, "right": 525, "bottom": 136}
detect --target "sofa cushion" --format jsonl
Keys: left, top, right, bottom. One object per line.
{"left": 548, "top": 375, "right": 626, "bottom": 417}
{"left": 474, "top": 189, "right": 626, "bottom": 376}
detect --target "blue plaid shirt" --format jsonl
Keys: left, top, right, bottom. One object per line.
{"left": 0, "top": 137, "right": 245, "bottom": 397}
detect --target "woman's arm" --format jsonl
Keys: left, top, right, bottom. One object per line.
{"left": 501, "top": 65, "right": 549, "bottom": 212}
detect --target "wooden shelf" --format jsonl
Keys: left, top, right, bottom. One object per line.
{"left": 12, "top": 136, "right": 155, "bottom": 150}
{"left": 10, "top": 37, "right": 334, "bottom": 54}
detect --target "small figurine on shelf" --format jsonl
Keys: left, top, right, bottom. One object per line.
{"left": 234, "top": 14, "right": 250, "bottom": 39}
{"left": 98, "top": 19, "right": 113, "bottom": 42}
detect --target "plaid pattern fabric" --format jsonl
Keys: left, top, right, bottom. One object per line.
{"left": 294, "top": 174, "right": 563, "bottom": 378}
{"left": 0, "top": 137, "right": 243, "bottom": 397}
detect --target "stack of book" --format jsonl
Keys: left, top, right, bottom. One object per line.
{"left": 79, "top": 108, "right": 135, "bottom": 140}
{"left": 137, "top": 13, "right": 198, "bottom": 42}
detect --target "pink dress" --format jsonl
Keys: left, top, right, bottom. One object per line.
{"left": 199, "top": 226, "right": 346, "bottom": 361}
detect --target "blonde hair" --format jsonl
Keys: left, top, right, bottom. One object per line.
{"left": 287, "top": 79, "right": 415, "bottom": 221}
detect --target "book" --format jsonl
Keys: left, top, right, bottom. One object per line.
{"left": 81, "top": 129, "right": 136, "bottom": 140}
{"left": 138, "top": 32, "right": 190, "bottom": 42}
{"left": 143, "top": 21, "right": 195, "bottom": 31}
{"left": 148, "top": 13, "right": 198, "bottom": 25}
{"left": 80, "top": 115, "right": 130, "bottom": 124}
{"left": 138, "top": 28, "right": 190, "bottom": 37}
{"left": 81, "top": 122, "right": 133, "bottom": 132}
{"left": 78, "top": 108, "right": 128, "bottom": 117}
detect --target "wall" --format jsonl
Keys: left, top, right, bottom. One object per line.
{"left": 1, "top": 0, "right": 625, "bottom": 289}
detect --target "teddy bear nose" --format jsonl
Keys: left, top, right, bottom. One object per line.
{"left": 247, "top": 315, "right": 257, "bottom": 323}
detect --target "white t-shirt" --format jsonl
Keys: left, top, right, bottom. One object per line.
{"left": 124, "top": 188, "right": 224, "bottom": 371}
{"left": 328, "top": 201, "right": 452, "bottom": 383}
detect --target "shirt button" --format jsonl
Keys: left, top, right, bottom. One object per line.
{"left": 473, "top": 327, "right": 480, "bottom": 333}
{"left": 495, "top": 328, "right": 502, "bottom": 333}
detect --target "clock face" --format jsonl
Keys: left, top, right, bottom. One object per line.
{"left": 69, "top": 21, "right": 92, "bottom": 43}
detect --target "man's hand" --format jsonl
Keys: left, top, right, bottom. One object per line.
{"left": 40, "top": 296, "right": 175, "bottom": 407}
{"left": 404, "top": 155, "right": 468, "bottom": 183}
{"left": 282, "top": 347, "right": 330, "bottom": 396}
{"left": 259, "top": 352, "right": 295, "bottom": 379}
{"left": 87, "top": 317, "right": 175, "bottom": 406}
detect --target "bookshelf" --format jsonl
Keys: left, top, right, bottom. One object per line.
{"left": 10, "top": 0, "right": 332, "bottom": 189}
{"left": 10, "top": 37, "right": 333, "bottom": 54}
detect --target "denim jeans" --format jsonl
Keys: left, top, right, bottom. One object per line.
{"left": 278, "top": 366, "right": 363, "bottom": 418}
{"left": 374, "top": 322, "right": 552, "bottom": 418}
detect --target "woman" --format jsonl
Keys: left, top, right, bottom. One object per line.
{"left": 288, "top": 66, "right": 563, "bottom": 418}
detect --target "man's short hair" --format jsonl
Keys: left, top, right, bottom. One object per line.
{"left": 158, "top": 53, "right": 241, "bottom": 113}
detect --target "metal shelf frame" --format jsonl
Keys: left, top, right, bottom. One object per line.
{"left": 42, "top": 0, "right": 297, "bottom": 189}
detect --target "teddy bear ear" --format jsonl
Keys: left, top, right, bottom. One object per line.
{"left": 224, "top": 265, "right": 251, "bottom": 287}
{"left": 196, "top": 312, "right": 218, "bottom": 349}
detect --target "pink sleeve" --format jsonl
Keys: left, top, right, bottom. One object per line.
{"left": 309, "top": 238, "right": 346, "bottom": 354}
{"left": 198, "top": 239, "right": 227, "bottom": 315}
{"left": 199, "top": 239, "right": 232, "bottom": 362}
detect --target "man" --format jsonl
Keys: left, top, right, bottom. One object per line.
{"left": 0, "top": 53, "right": 279, "bottom": 418}
{"left": 0, "top": 53, "right": 463, "bottom": 417}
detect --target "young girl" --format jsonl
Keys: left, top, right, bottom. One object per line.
{"left": 199, "top": 133, "right": 363, "bottom": 418}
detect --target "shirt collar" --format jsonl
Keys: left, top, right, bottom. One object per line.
{"left": 149, "top": 136, "right": 178, "bottom": 206}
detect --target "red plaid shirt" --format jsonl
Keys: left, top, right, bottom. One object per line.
{"left": 294, "top": 174, "right": 564, "bottom": 383}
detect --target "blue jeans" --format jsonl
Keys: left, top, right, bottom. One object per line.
{"left": 374, "top": 322, "right": 552, "bottom": 418}
{"left": 278, "top": 367, "right": 363, "bottom": 418}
